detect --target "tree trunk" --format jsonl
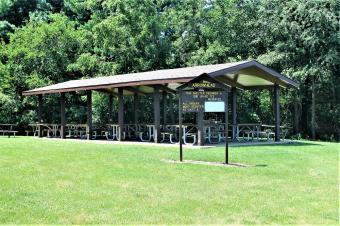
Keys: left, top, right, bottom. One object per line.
{"left": 293, "top": 90, "right": 300, "bottom": 134}
{"left": 293, "top": 100, "right": 299, "bottom": 134}
{"left": 330, "top": 76, "right": 340, "bottom": 141}
{"left": 311, "top": 78, "right": 316, "bottom": 139}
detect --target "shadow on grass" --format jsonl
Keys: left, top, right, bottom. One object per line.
{"left": 254, "top": 164, "right": 268, "bottom": 167}
{"left": 0, "top": 136, "right": 20, "bottom": 139}
{"left": 232, "top": 141, "right": 322, "bottom": 149}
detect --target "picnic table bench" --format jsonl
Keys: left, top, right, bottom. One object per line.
{"left": 0, "top": 124, "right": 18, "bottom": 138}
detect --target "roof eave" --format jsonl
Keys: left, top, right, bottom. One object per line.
{"left": 208, "top": 60, "right": 299, "bottom": 88}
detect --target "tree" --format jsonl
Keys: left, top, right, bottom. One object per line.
{"left": 257, "top": 0, "right": 340, "bottom": 140}
{"left": 1, "top": 13, "right": 87, "bottom": 124}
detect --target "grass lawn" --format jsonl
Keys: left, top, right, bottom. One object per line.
{"left": 0, "top": 137, "right": 338, "bottom": 224}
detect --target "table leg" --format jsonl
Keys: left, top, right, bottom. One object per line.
{"left": 236, "top": 126, "right": 240, "bottom": 141}
{"left": 149, "top": 127, "right": 153, "bottom": 141}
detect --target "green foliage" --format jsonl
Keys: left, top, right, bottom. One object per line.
{"left": 0, "top": 91, "right": 17, "bottom": 123}
{"left": 256, "top": 0, "right": 340, "bottom": 139}
{"left": 0, "top": 20, "right": 15, "bottom": 42}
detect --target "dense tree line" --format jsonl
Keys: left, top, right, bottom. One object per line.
{"left": 0, "top": 0, "right": 339, "bottom": 141}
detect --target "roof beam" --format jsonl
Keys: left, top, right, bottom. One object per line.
{"left": 215, "top": 76, "right": 244, "bottom": 90}
{"left": 124, "top": 86, "right": 150, "bottom": 96}
{"left": 95, "top": 88, "right": 118, "bottom": 96}
{"left": 243, "top": 85, "right": 274, "bottom": 90}
{"left": 233, "top": 74, "right": 239, "bottom": 82}
{"left": 155, "top": 84, "right": 177, "bottom": 94}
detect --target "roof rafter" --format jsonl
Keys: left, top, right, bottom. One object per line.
{"left": 153, "top": 84, "right": 177, "bottom": 94}
{"left": 124, "top": 86, "right": 151, "bottom": 96}
{"left": 94, "top": 88, "right": 118, "bottom": 96}
{"left": 215, "top": 76, "right": 244, "bottom": 90}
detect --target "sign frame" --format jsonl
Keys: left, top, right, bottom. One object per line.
{"left": 177, "top": 73, "right": 230, "bottom": 164}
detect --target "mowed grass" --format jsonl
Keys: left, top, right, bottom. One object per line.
{"left": 0, "top": 137, "right": 338, "bottom": 224}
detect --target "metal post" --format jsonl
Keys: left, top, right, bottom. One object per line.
{"left": 38, "top": 94, "right": 43, "bottom": 138}
{"left": 60, "top": 92, "right": 66, "bottom": 139}
{"left": 274, "top": 85, "right": 280, "bottom": 141}
{"left": 231, "top": 87, "right": 237, "bottom": 141}
{"left": 118, "top": 88, "right": 124, "bottom": 141}
{"left": 108, "top": 94, "right": 113, "bottom": 123}
{"left": 153, "top": 86, "right": 160, "bottom": 143}
{"left": 225, "top": 90, "right": 229, "bottom": 164}
{"left": 179, "top": 91, "right": 183, "bottom": 161}
{"left": 86, "top": 90, "right": 92, "bottom": 140}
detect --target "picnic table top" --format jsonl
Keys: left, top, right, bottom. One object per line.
{"left": 28, "top": 122, "right": 292, "bottom": 129}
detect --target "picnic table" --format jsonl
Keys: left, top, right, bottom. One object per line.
{"left": 26, "top": 122, "right": 289, "bottom": 143}
{"left": 204, "top": 121, "right": 228, "bottom": 143}
{"left": 66, "top": 124, "right": 87, "bottom": 138}
{"left": 106, "top": 124, "right": 124, "bottom": 140}
{"left": 29, "top": 123, "right": 60, "bottom": 137}
{"left": 29, "top": 123, "right": 87, "bottom": 138}
{"left": 163, "top": 124, "right": 197, "bottom": 145}
{"left": 106, "top": 124, "right": 157, "bottom": 142}
{"left": 0, "top": 124, "right": 18, "bottom": 138}
{"left": 231, "top": 123, "right": 290, "bottom": 141}
{"left": 105, "top": 123, "right": 198, "bottom": 144}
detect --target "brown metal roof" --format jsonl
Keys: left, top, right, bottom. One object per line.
{"left": 22, "top": 60, "right": 299, "bottom": 96}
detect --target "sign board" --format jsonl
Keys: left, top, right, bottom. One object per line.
{"left": 182, "top": 90, "right": 226, "bottom": 112}
{"left": 177, "top": 73, "right": 230, "bottom": 164}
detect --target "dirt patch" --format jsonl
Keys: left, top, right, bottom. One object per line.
{"left": 162, "top": 159, "right": 250, "bottom": 167}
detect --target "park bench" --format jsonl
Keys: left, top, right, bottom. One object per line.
{"left": 258, "top": 130, "right": 275, "bottom": 141}
{"left": 25, "top": 130, "right": 38, "bottom": 136}
{"left": 0, "top": 124, "right": 18, "bottom": 138}
{"left": 0, "top": 130, "right": 18, "bottom": 138}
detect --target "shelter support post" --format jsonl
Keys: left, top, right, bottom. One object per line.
{"left": 118, "top": 88, "right": 124, "bottom": 141}
{"left": 108, "top": 94, "right": 113, "bottom": 123}
{"left": 60, "top": 93, "right": 66, "bottom": 139}
{"left": 162, "top": 91, "right": 167, "bottom": 128}
{"left": 133, "top": 93, "right": 138, "bottom": 124}
{"left": 197, "top": 111, "right": 204, "bottom": 146}
{"left": 231, "top": 87, "right": 237, "bottom": 141}
{"left": 169, "top": 94, "right": 175, "bottom": 124}
{"left": 274, "top": 85, "right": 280, "bottom": 141}
{"left": 38, "top": 94, "right": 43, "bottom": 138}
{"left": 86, "top": 90, "right": 92, "bottom": 140}
{"left": 179, "top": 91, "right": 183, "bottom": 161}
{"left": 225, "top": 90, "right": 229, "bottom": 164}
{"left": 153, "top": 86, "right": 161, "bottom": 143}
